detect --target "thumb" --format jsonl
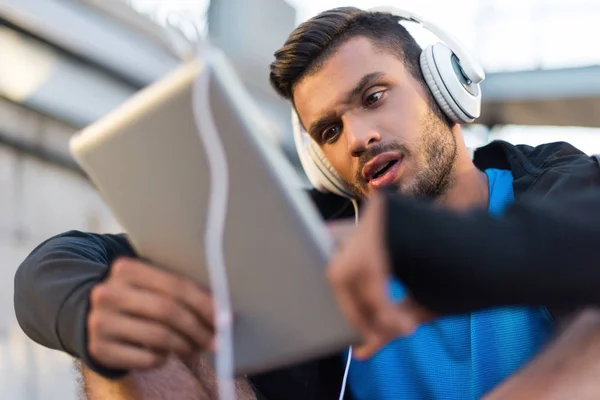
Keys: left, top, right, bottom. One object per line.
{"left": 326, "top": 220, "right": 355, "bottom": 248}
{"left": 396, "top": 297, "right": 437, "bottom": 326}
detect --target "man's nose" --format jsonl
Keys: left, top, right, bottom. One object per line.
{"left": 345, "top": 117, "right": 381, "bottom": 157}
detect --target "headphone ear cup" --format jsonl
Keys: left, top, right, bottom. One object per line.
{"left": 291, "top": 110, "right": 327, "bottom": 190}
{"left": 420, "top": 43, "right": 482, "bottom": 124}
{"left": 290, "top": 110, "right": 354, "bottom": 198}
{"left": 306, "top": 140, "right": 354, "bottom": 198}
{"left": 421, "top": 45, "right": 462, "bottom": 123}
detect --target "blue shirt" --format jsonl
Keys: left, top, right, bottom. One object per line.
{"left": 346, "top": 169, "right": 554, "bottom": 400}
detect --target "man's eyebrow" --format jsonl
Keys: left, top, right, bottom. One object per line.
{"left": 307, "top": 72, "right": 386, "bottom": 138}
{"left": 344, "top": 72, "right": 386, "bottom": 105}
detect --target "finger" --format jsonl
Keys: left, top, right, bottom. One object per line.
{"left": 326, "top": 220, "right": 356, "bottom": 249}
{"left": 326, "top": 219, "right": 355, "bottom": 237}
{"left": 353, "top": 334, "right": 389, "bottom": 360}
{"left": 396, "top": 297, "right": 437, "bottom": 326}
{"left": 343, "top": 264, "right": 414, "bottom": 354}
{"left": 352, "top": 310, "right": 419, "bottom": 360}
{"left": 88, "top": 309, "right": 197, "bottom": 358}
{"left": 327, "top": 258, "right": 379, "bottom": 343}
{"left": 90, "top": 283, "right": 214, "bottom": 350}
{"left": 350, "top": 305, "right": 407, "bottom": 359}
{"left": 87, "top": 339, "right": 167, "bottom": 370}
{"left": 351, "top": 259, "right": 399, "bottom": 333}
{"left": 110, "top": 258, "right": 215, "bottom": 327}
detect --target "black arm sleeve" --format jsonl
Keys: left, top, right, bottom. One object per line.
{"left": 13, "top": 230, "right": 136, "bottom": 378}
{"left": 385, "top": 190, "right": 600, "bottom": 315}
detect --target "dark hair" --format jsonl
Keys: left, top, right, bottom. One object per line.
{"left": 269, "top": 7, "right": 426, "bottom": 101}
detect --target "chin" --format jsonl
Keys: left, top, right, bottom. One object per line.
{"left": 364, "top": 183, "right": 402, "bottom": 198}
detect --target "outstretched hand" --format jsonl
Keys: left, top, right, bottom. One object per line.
{"left": 326, "top": 193, "right": 436, "bottom": 359}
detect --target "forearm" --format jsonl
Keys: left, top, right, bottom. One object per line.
{"left": 183, "top": 354, "right": 258, "bottom": 400}
{"left": 384, "top": 191, "right": 600, "bottom": 314}
{"left": 78, "top": 356, "right": 206, "bottom": 400}
{"left": 483, "top": 307, "right": 600, "bottom": 400}
{"left": 77, "top": 354, "right": 257, "bottom": 400}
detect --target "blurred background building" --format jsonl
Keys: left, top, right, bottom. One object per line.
{"left": 1, "top": 0, "right": 600, "bottom": 398}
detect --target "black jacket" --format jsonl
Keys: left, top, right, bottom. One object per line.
{"left": 385, "top": 140, "right": 600, "bottom": 316}
{"left": 13, "top": 141, "right": 600, "bottom": 400}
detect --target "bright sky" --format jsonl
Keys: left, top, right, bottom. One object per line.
{"left": 297, "top": 0, "right": 600, "bottom": 71}
{"left": 129, "top": 0, "right": 600, "bottom": 153}
{"left": 130, "top": 0, "right": 600, "bottom": 71}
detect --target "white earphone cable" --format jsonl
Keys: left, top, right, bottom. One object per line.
{"left": 351, "top": 199, "right": 359, "bottom": 225}
{"left": 191, "top": 42, "right": 237, "bottom": 400}
{"left": 338, "top": 346, "right": 353, "bottom": 400}
{"left": 338, "top": 200, "right": 359, "bottom": 400}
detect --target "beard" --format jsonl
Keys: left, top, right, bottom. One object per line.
{"left": 404, "top": 110, "right": 457, "bottom": 200}
{"left": 345, "top": 109, "right": 457, "bottom": 200}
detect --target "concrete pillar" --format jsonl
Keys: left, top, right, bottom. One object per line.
{"left": 0, "top": 98, "right": 121, "bottom": 400}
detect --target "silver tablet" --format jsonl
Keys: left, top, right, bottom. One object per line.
{"left": 69, "top": 47, "right": 358, "bottom": 376}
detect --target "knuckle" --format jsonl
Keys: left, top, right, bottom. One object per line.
{"left": 172, "top": 336, "right": 191, "bottom": 355}
{"left": 175, "top": 311, "right": 192, "bottom": 330}
{"left": 137, "top": 350, "right": 166, "bottom": 369}
{"left": 404, "top": 321, "right": 418, "bottom": 336}
{"left": 180, "top": 279, "right": 198, "bottom": 298}
{"left": 182, "top": 315, "right": 204, "bottom": 343}
{"left": 156, "top": 299, "right": 178, "bottom": 322}
{"left": 326, "top": 264, "right": 344, "bottom": 283}
{"left": 152, "top": 327, "right": 172, "bottom": 346}
{"left": 87, "top": 339, "right": 104, "bottom": 359}
{"left": 165, "top": 278, "right": 186, "bottom": 297}
{"left": 87, "top": 311, "right": 104, "bottom": 334}
{"left": 110, "top": 258, "right": 131, "bottom": 278}
{"left": 90, "top": 284, "right": 111, "bottom": 306}
{"left": 147, "top": 353, "right": 166, "bottom": 369}
{"left": 201, "top": 334, "right": 214, "bottom": 350}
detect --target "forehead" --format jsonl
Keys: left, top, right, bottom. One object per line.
{"left": 292, "top": 36, "right": 407, "bottom": 125}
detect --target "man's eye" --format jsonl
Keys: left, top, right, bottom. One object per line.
{"left": 364, "top": 91, "right": 384, "bottom": 107}
{"left": 321, "top": 125, "right": 341, "bottom": 143}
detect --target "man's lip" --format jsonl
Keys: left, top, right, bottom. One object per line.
{"left": 362, "top": 151, "right": 403, "bottom": 181}
{"left": 368, "top": 159, "right": 402, "bottom": 191}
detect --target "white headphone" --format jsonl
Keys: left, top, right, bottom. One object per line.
{"left": 292, "top": 6, "right": 486, "bottom": 199}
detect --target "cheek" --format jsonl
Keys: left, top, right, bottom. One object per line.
{"left": 323, "top": 146, "right": 354, "bottom": 181}
{"left": 384, "top": 87, "right": 430, "bottom": 136}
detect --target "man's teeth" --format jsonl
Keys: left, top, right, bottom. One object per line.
{"left": 373, "top": 161, "right": 394, "bottom": 178}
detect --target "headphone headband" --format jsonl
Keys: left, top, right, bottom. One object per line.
{"left": 367, "top": 6, "right": 485, "bottom": 84}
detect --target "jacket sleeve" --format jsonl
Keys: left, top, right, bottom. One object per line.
{"left": 384, "top": 189, "right": 600, "bottom": 315}
{"left": 13, "top": 230, "right": 135, "bottom": 378}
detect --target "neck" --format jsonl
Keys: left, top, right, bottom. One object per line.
{"left": 437, "top": 128, "right": 489, "bottom": 212}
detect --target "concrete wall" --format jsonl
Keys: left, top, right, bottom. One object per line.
{"left": 208, "top": 0, "right": 300, "bottom": 161}
{"left": 0, "top": 98, "right": 121, "bottom": 399}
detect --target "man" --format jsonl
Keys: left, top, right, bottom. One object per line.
{"left": 13, "top": 6, "right": 600, "bottom": 400}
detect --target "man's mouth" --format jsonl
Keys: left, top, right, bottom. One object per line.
{"left": 372, "top": 160, "right": 397, "bottom": 179}
{"left": 362, "top": 152, "right": 403, "bottom": 190}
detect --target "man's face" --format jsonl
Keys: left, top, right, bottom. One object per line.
{"left": 293, "top": 36, "right": 457, "bottom": 199}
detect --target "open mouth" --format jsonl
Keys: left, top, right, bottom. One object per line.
{"left": 362, "top": 152, "right": 403, "bottom": 190}
{"left": 371, "top": 160, "right": 399, "bottom": 180}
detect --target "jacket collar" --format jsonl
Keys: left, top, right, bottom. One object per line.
{"left": 473, "top": 140, "right": 594, "bottom": 198}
